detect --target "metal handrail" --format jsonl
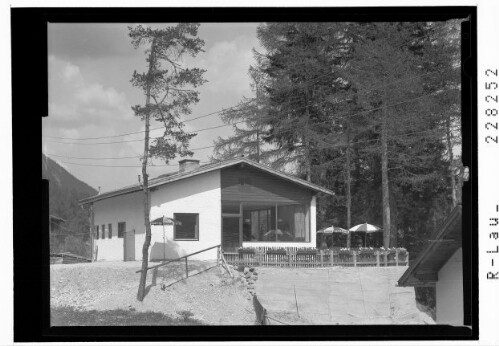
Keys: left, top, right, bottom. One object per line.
{"left": 135, "top": 244, "right": 221, "bottom": 273}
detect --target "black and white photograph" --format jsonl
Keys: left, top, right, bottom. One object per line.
{"left": 8, "top": 3, "right": 491, "bottom": 343}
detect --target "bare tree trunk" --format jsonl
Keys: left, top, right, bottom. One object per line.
{"left": 445, "top": 115, "right": 457, "bottom": 207}
{"left": 137, "top": 39, "right": 156, "bottom": 302}
{"left": 346, "top": 127, "right": 352, "bottom": 248}
{"left": 381, "top": 90, "right": 391, "bottom": 248}
{"left": 304, "top": 94, "right": 312, "bottom": 182}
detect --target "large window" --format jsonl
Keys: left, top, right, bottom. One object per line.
{"left": 108, "top": 223, "right": 113, "bottom": 239}
{"left": 242, "top": 202, "right": 310, "bottom": 243}
{"left": 174, "top": 213, "right": 199, "bottom": 240}
{"left": 101, "top": 224, "right": 106, "bottom": 239}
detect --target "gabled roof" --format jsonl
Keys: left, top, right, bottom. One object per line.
{"left": 79, "top": 157, "right": 334, "bottom": 205}
{"left": 398, "top": 205, "right": 462, "bottom": 287}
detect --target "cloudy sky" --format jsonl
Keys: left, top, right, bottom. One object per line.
{"left": 43, "top": 23, "right": 262, "bottom": 192}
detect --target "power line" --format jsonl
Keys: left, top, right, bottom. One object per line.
{"left": 49, "top": 126, "right": 458, "bottom": 168}
{"left": 42, "top": 69, "right": 446, "bottom": 142}
{"left": 44, "top": 86, "right": 454, "bottom": 148}
{"left": 53, "top": 161, "right": 183, "bottom": 168}
{"left": 46, "top": 153, "right": 141, "bottom": 160}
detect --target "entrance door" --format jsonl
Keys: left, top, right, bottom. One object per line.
{"left": 222, "top": 217, "right": 240, "bottom": 252}
{"left": 124, "top": 228, "right": 135, "bottom": 261}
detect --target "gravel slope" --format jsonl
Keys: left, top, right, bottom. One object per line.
{"left": 50, "top": 261, "right": 255, "bottom": 325}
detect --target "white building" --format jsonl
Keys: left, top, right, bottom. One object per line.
{"left": 398, "top": 205, "right": 463, "bottom": 325}
{"left": 80, "top": 157, "right": 333, "bottom": 262}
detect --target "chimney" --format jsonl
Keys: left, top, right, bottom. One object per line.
{"left": 179, "top": 159, "right": 200, "bottom": 173}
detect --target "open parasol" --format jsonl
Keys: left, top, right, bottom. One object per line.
{"left": 150, "top": 216, "right": 182, "bottom": 260}
{"left": 317, "top": 226, "right": 349, "bottom": 234}
{"left": 349, "top": 223, "right": 381, "bottom": 247}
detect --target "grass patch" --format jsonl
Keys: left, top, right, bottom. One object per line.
{"left": 51, "top": 306, "right": 203, "bottom": 326}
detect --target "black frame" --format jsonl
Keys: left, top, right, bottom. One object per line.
{"left": 17, "top": 6, "right": 477, "bottom": 343}
{"left": 173, "top": 213, "right": 199, "bottom": 241}
{"left": 108, "top": 223, "right": 112, "bottom": 239}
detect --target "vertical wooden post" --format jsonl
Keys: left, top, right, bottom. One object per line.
{"left": 185, "top": 257, "right": 189, "bottom": 278}
{"left": 353, "top": 252, "right": 357, "bottom": 267}
{"left": 376, "top": 252, "right": 380, "bottom": 267}
{"left": 329, "top": 249, "right": 334, "bottom": 266}
{"left": 395, "top": 249, "right": 399, "bottom": 266}
{"left": 320, "top": 250, "right": 323, "bottom": 267}
{"left": 288, "top": 251, "right": 292, "bottom": 267}
{"left": 384, "top": 252, "right": 388, "bottom": 267}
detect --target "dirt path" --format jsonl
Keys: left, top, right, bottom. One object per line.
{"left": 255, "top": 266, "right": 435, "bottom": 325}
{"left": 50, "top": 261, "right": 255, "bottom": 325}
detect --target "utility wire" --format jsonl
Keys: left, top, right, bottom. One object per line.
{"left": 48, "top": 126, "right": 458, "bottom": 168}
{"left": 44, "top": 87, "right": 456, "bottom": 147}
{"left": 42, "top": 70, "right": 446, "bottom": 142}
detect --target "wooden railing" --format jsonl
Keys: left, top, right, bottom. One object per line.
{"left": 136, "top": 244, "right": 223, "bottom": 273}
{"left": 50, "top": 252, "right": 92, "bottom": 264}
{"left": 223, "top": 247, "right": 409, "bottom": 268}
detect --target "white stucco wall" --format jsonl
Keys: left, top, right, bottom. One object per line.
{"left": 93, "top": 190, "right": 145, "bottom": 261}
{"left": 149, "top": 170, "right": 221, "bottom": 261}
{"left": 242, "top": 195, "right": 317, "bottom": 249}
{"left": 93, "top": 170, "right": 221, "bottom": 261}
{"left": 436, "top": 248, "right": 463, "bottom": 325}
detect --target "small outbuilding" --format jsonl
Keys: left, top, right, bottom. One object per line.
{"left": 398, "top": 205, "right": 463, "bottom": 325}
{"left": 79, "top": 157, "right": 333, "bottom": 262}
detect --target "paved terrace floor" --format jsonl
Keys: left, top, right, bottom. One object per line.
{"left": 255, "top": 266, "right": 434, "bottom": 325}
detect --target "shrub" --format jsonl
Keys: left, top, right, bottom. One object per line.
{"left": 266, "top": 248, "right": 287, "bottom": 255}
{"left": 295, "top": 248, "right": 318, "bottom": 256}
{"left": 237, "top": 247, "right": 255, "bottom": 254}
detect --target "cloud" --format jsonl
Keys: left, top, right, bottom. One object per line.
{"left": 47, "top": 56, "right": 134, "bottom": 129}
{"left": 198, "top": 37, "right": 256, "bottom": 98}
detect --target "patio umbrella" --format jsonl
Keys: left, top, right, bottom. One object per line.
{"left": 317, "top": 226, "right": 349, "bottom": 234}
{"left": 317, "top": 225, "right": 348, "bottom": 248}
{"left": 150, "top": 216, "right": 181, "bottom": 226}
{"left": 349, "top": 223, "right": 381, "bottom": 247}
{"left": 150, "top": 216, "right": 182, "bottom": 260}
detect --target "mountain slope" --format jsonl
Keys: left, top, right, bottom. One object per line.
{"left": 42, "top": 154, "right": 97, "bottom": 234}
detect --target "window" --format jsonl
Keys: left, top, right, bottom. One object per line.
{"left": 95, "top": 225, "right": 99, "bottom": 239}
{"left": 108, "top": 224, "right": 112, "bottom": 239}
{"left": 101, "top": 224, "right": 106, "bottom": 239}
{"left": 118, "top": 222, "right": 126, "bottom": 238}
{"left": 242, "top": 203, "right": 310, "bottom": 243}
{"left": 174, "top": 213, "right": 199, "bottom": 240}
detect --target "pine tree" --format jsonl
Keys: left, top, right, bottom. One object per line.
{"left": 129, "top": 24, "right": 206, "bottom": 301}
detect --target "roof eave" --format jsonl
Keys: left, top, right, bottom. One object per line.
{"left": 79, "top": 157, "right": 334, "bottom": 204}
{"left": 398, "top": 205, "right": 462, "bottom": 287}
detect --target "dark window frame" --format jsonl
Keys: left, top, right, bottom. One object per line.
{"left": 174, "top": 213, "right": 199, "bottom": 241}
{"left": 108, "top": 223, "right": 112, "bottom": 239}
{"left": 95, "top": 225, "right": 99, "bottom": 239}
{"left": 118, "top": 222, "right": 126, "bottom": 238}
{"left": 101, "top": 224, "right": 105, "bottom": 239}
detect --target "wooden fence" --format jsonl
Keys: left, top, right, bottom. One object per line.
{"left": 223, "top": 248, "right": 409, "bottom": 268}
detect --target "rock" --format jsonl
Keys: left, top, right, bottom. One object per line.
{"left": 253, "top": 271, "right": 258, "bottom": 276}
{"left": 249, "top": 267, "right": 255, "bottom": 272}
{"left": 245, "top": 272, "right": 252, "bottom": 279}
{"left": 243, "top": 267, "right": 249, "bottom": 274}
